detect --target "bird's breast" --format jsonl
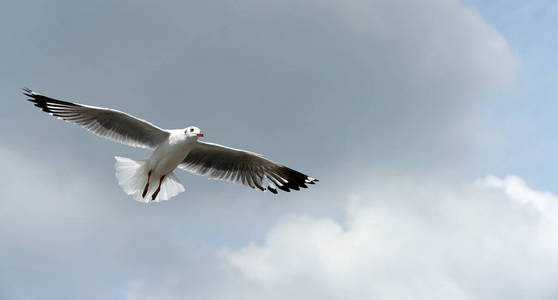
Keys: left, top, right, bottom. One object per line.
{"left": 149, "top": 141, "right": 192, "bottom": 175}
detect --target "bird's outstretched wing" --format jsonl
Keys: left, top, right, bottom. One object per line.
{"left": 23, "top": 88, "right": 169, "bottom": 149}
{"left": 178, "top": 141, "right": 318, "bottom": 193}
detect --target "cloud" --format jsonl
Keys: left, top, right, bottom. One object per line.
{"left": 4, "top": 0, "right": 518, "bottom": 176}
{"left": 219, "top": 174, "right": 558, "bottom": 300}
{"left": 210, "top": 0, "right": 519, "bottom": 171}
{"left": 0, "top": 0, "right": 527, "bottom": 299}
{"left": 479, "top": 175, "right": 558, "bottom": 255}
{"left": 118, "top": 173, "right": 558, "bottom": 300}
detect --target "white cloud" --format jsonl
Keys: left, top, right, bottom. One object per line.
{"left": 121, "top": 174, "right": 558, "bottom": 300}
{"left": 479, "top": 175, "right": 558, "bottom": 256}
{"left": 219, "top": 174, "right": 558, "bottom": 300}
{"left": 481, "top": 175, "right": 556, "bottom": 213}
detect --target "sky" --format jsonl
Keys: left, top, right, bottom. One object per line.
{"left": 0, "top": 0, "right": 557, "bottom": 299}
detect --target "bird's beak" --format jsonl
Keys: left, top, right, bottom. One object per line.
{"left": 197, "top": 132, "right": 204, "bottom": 137}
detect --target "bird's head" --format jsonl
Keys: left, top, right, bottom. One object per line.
{"left": 184, "top": 126, "right": 204, "bottom": 138}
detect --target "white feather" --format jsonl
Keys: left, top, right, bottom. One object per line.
{"left": 114, "top": 156, "right": 185, "bottom": 202}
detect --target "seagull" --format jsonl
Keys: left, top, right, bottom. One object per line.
{"left": 23, "top": 88, "right": 318, "bottom": 202}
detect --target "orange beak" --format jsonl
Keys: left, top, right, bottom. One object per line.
{"left": 197, "top": 132, "right": 204, "bottom": 137}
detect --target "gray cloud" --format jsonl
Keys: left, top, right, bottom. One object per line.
{"left": 3, "top": 0, "right": 516, "bottom": 174}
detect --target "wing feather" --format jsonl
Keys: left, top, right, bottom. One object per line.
{"left": 23, "top": 88, "right": 169, "bottom": 149}
{"left": 179, "top": 141, "right": 318, "bottom": 193}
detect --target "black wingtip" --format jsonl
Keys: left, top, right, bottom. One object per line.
{"left": 305, "top": 177, "right": 318, "bottom": 184}
{"left": 267, "top": 186, "right": 278, "bottom": 194}
{"left": 21, "top": 89, "right": 80, "bottom": 110}
{"left": 22, "top": 87, "right": 34, "bottom": 98}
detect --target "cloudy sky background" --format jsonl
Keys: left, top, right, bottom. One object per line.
{"left": 1, "top": 0, "right": 558, "bottom": 299}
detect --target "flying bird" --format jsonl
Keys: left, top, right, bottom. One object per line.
{"left": 23, "top": 88, "right": 318, "bottom": 202}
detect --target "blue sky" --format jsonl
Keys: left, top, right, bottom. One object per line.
{"left": 466, "top": 1, "right": 558, "bottom": 190}
{"left": 1, "top": 1, "right": 558, "bottom": 299}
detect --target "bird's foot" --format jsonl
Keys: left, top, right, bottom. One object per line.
{"left": 142, "top": 170, "right": 152, "bottom": 198}
{"left": 151, "top": 175, "right": 166, "bottom": 201}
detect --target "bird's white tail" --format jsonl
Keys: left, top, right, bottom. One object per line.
{"left": 114, "top": 156, "right": 185, "bottom": 203}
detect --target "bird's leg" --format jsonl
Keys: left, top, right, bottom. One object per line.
{"left": 142, "top": 170, "right": 152, "bottom": 198}
{"left": 151, "top": 175, "right": 166, "bottom": 201}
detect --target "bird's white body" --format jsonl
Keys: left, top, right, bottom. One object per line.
{"left": 148, "top": 130, "right": 196, "bottom": 176}
{"left": 114, "top": 128, "right": 202, "bottom": 202}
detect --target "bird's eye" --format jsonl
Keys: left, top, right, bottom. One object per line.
{"left": 190, "top": 128, "right": 194, "bottom": 132}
